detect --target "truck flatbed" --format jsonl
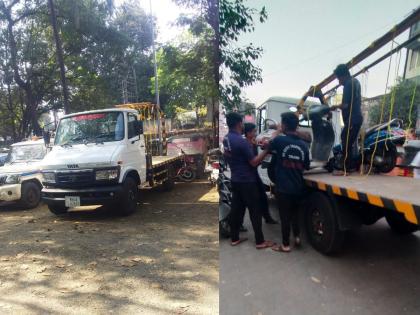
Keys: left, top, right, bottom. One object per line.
{"left": 304, "top": 171, "right": 420, "bottom": 225}
{"left": 151, "top": 155, "right": 182, "bottom": 168}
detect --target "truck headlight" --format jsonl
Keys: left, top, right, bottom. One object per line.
{"left": 5, "top": 174, "right": 21, "bottom": 184}
{"left": 42, "top": 172, "right": 56, "bottom": 183}
{"left": 95, "top": 168, "right": 119, "bottom": 181}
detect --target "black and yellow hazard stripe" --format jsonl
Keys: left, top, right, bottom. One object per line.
{"left": 305, "top": 179, "right": 420, "bottom": 226}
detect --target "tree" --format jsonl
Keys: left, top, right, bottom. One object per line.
{"left": 156, "top": 0, "right": 218, "bottom": 131}
{"left": 0, "top": 0, "right": 52, "bottom": 137}
{"left": 368, "top": 79, "right": 419, "bottom": 129}
{"left": 48, "top": 0, "right": 70, "bottom": 114}
{"left": 219, "top": 0, "right": 267, "bottom": 110}
{"left": 0, "top": 0, "right": 155, "bottom": 140}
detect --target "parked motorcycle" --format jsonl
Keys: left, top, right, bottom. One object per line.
{"left": 305, "top": 104, "right": 406, "bottom": 173}
{"left": 171, "top": 143, "right": 197, "bottom": 182}
{"left": 206, "top": 148, "right": 222, "bottom": 185}
{"left": 217, "top": 155, "right": 232, "bottom": 238}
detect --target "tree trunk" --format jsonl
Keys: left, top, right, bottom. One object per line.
{"left": 3, "top": 4, "right": 42, "bottom": 137}
{"left": 206, "top": 0, "right": 220, "bottom": 89}
{"left": 48, "top": 0, "right": 70, "bottom": 114}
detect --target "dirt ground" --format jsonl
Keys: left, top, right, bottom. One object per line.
{"left": 0, "top": 181, "right": 218, "bottom": 315}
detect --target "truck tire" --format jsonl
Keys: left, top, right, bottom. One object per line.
{"left": 20, "top": 181, "right": 41, "bottom": 209}
{"left": 48, "top": 205, "right": 68, "bottom": 215}
{"left": 385, "top": 212, "right": 419, "bottom": 235}
{"left": 119, "top": 177, "right": 138, "bottom": 216}
{"left": 304, "top": 192, "right": 345, "bottom": 255}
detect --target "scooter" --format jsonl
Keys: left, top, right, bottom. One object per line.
{"left": 305, "top": 104, "right": 406, "bottom": 173}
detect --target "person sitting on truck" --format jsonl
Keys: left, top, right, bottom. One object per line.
{"left": 330, "top": 64, "right": 363, "bottom": 174}
{"left": 223, "top": 112, "right": 275, "bottom": 249}
{"left": 244, "top": 122, "right": 278, "bottom": 224}
{"left": 269, "top": 112, "right": 310, "bottom": 253}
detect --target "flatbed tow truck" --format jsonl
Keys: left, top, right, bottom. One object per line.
{"left": 263, "top": 8, "right": 420, "bottom": 254}
{"left": 302, "top": 170, "right": 420, "bottom": 254}
{"left": 41, "top": 103, "right": 182, "bottom": 216}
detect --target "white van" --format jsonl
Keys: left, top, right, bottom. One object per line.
{"left": 0, "top": 139, "right": 47, "bottom": 208}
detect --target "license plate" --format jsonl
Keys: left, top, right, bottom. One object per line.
{"left": 65, "top": 196, "right": 80, "bottom": 208}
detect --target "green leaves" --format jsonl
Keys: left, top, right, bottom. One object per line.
{"left": 220, "top": 0, "right": 267, "bottom": 110}
{"left": 368, "top": 79, "right": 419, "bottom": 128}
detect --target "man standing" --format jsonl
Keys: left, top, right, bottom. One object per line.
{"left": 244, "top": 122, "right": 278, "bottom": 224}
{"left": 223, "top": 113, "right": 275, "bottom": 249}
{"left": 330, "top": 64, "right": 364, "bottom": 173}
{"left": 269, "top": 112, "right": 310, "bottom": 253}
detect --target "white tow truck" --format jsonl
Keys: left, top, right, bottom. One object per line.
{"left": 40, "top": 104, "right": 182, "bottom": 216}
{"left": 0, "top": 139, "right": 47, "bottom": 208}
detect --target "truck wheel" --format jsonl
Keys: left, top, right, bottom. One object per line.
{"left": 385, "top": 212, "right": 419, "bottom": 235}
{"left": 120, "top": 177, "right": 138, "bottom": 216}
{"left": 48, "top": 205, "right": 68, "bottom": 215}
{"left": 20, "top": 182, "right": 41, "bottom": 209}
{"left": 305, "top": 192, "right": 344, "bottom": 255}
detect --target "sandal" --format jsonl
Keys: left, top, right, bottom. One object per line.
{"left": 231, "top": 238, "right": 248, "bottom": 246}
{"left": 272, "top": 244, "right": 291, "bottom": 253}
{"left": 256, "top": 240, "right": 275, "bottom": 249}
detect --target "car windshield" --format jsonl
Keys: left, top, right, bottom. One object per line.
{"left": 6, "top": 144, "right": 47, "bottom": 163}
{"left": 54, "top": 112, "right": 125, "bottom": 146}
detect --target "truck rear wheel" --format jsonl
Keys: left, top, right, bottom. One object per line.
{"left": 48, "top": 205, "right": 68, "bottom": 215}
{"left": 385, "top": 212, "right": 419, "bottom": 235}
{"left": 20, "top": 181, "right": 41, "bottom": 209}
{"left": 305, "top": 192, "right": 344, "bottom": 255}
{"left": 119, "top": 177, "right": 138, "bottom": 216}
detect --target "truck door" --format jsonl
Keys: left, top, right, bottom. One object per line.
{"left": 126, "top": 113, "right": 146, "bottom": 183}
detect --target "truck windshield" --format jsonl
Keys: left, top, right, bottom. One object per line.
{"left": 55, "top": 112, "right": 125, "bottom": 146}
{"left": 6, "top": 144, "right": 47, "bottom": 163}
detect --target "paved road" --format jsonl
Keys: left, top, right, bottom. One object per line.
{"left": 220, "top": 197, "right": 420, "bottom": 315}
{"left": 0, "top": 181, "right": 218, "bottom": 315}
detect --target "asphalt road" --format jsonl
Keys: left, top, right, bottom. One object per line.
{"left": 0, "top": 181, "right": 218, "bottom": 315}
{"left": 220, "top": 196, "right": 420, "bottom": 315}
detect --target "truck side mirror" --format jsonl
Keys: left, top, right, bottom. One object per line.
{"left": 136, "top": 121, "right": 143, "bottom": 135}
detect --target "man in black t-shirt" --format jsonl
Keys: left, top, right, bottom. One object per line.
{"left": 269, "top": 112, "right": 310, "bottom": 253}
{"left": 330, "top": 64, "right": 364, "bottom": 172}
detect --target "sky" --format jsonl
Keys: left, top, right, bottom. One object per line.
{"left": 238, "top": 0, "right": 420, "bottom": 106}
{"left": 114, "top": 0, "right": 190, "bottom": 43}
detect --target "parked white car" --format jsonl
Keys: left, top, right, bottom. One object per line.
{"left": 0, "top": 139, "right": 47, "bottom": 208}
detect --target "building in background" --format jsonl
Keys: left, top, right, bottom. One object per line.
{"left": 362, "top": 94, "right": 383, "bottom": 127}
{"left": 403, "top": 20, "right": 420, "bottom": 135}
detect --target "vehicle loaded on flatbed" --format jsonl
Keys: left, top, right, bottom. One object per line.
{"left": 41, "top": 103, "right": 182, "bottom": 216}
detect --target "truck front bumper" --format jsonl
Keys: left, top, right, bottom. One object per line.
{"left": 42, "top": 185, "right": 124, "bottom": 207}
{"left": 0, "top": 184, "right": 21, "bottom": 202}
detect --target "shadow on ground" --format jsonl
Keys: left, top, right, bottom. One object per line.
{"left": 0, "top": 181, "right": 218, "bottom": 315}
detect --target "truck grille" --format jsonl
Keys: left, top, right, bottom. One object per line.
{"left": 56, "top": 170, "right": 94, "bottom": 187}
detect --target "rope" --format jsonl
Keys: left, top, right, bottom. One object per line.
{"left": 342, "top": 67, "right": 355, "bottom": 176}
{"left": 407, "top": 84, "right": 417, "bottom": 134}
{"left": 359, "top": 70, "right": 369, "bottom": 175}
{"left": 366, "top": 39, "right": 395, "bottom": 176}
